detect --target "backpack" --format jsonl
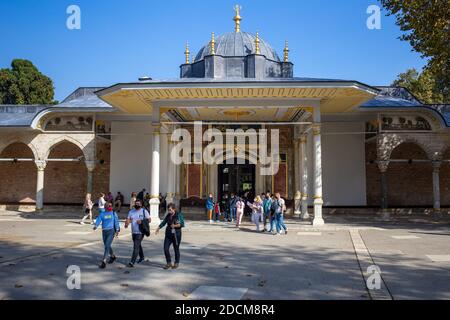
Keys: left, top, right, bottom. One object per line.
{"left": 139, "top": 208, "right": 151, "bottom": 237}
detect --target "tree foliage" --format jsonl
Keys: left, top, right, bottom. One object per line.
{"left": 0, "top": 59, "right": 55, "bottom": 105}
{"left": 392, "top": 68, "right": 445, "bottom": 103}
{"left": 381, "top": 0, "right": 450, "bottom": 102}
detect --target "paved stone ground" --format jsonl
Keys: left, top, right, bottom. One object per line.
{"left": 0, "top": 210, "right": 450, "bottom": 300}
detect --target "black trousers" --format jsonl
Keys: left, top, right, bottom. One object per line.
{"left": 131, "top": 233, "right": 144, "bottom": 264}
{"left": 164, "top": 230, "right": 182, "bottom": 264}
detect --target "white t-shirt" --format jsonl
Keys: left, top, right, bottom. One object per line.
{"left": 275, "top": 198, "right": 285, "bottom": 214}
{"left": 127, "top": 208, "right": 150, "bottom": 234}
{"left": 98, "top": 197, "right": 106, "bottom": 209}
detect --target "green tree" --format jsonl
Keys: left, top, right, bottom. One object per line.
{"left": 392, "top": 68, "right": 445, "bottom": 104}
{"left": 381, "top": 0, "right": 449, "bottom": 102}
{"left": 0, "top": 59, "right": 55, "bottom": 105}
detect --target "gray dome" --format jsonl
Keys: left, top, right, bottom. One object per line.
{"left": 195, "top": 32, "right": 280, "bottom": 62}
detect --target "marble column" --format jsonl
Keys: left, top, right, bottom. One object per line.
{"left": 166, "top": 130, "right": 176, "bottom": 206}
{"left": 432, "top": 160, "right": 441, "bottom": 212}
{"left": 378, "top": 160, "right": 389, "bottom": 211}
{"left": 294, "top": 139, "right": 301, "bottom": 215}
{"left": 150, "top": 106, "right": 161, "bottom": 225}
{"left": 85, "top": 160, "right": 96, "bottom": 195}
{"left": 312, "top": 122, "right": 324, "bottom": 226}
{"left": 35, "top": 160, "right": 47, "bottom": 211}
{"left": 300, "top": 134, "right": 309, "bottom": 220}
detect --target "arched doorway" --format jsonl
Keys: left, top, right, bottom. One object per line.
{"left": 44, "top": 141, "right": 87, "bottom": 204}
{"left": 218, "top": 158, "right": 255, "bottom": 199}
{"left": 0, "top": 142, "right": 37, "bottom": 203}
{"left": 387, "top": 142, "right": 432, "bottom": 206}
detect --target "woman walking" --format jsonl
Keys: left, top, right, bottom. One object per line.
{"left": 247, "top": 196, "right": 264, "bottom": 232}
{"left": 98, "top": 193, "right": 106, "bottom": 214}
{"left": 93, "top": 202, "right": 120, "bottom": 269}
{"left": 81, "top": 193, "right": 93, "bottom": 225}
{"left": 235, "top": 197, "right": 245, "bottom": 228}
{"left": 129, "top": 192, "right": 137, "bottom": 210}
{"left": 155, "top": 203, "right": 185, "bottom": 270}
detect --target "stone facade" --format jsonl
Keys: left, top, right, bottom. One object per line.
{"left": 366, "top": 139, "right": 450, "bottom": 207}
{"left": 0, "top": 132, "right": 110, "bottom": 205}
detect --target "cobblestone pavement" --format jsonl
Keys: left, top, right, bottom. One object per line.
{"left": 0, "top": 210, "right": 449, "bottom": 300}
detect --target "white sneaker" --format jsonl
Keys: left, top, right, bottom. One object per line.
{"left": 209, "top": 220, "right": 213, "bottom": 224}
{"left": 80, "top": 221, "right": 85, "bottom": 225}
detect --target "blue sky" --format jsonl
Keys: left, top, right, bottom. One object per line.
{"left": 0, "top": 0, "right": 426, "bottom": 102}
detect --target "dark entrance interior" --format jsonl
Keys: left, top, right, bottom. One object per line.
{"left": 218, "top": 158, "right": 255, "bottom": 199}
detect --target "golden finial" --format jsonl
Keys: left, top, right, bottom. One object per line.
{"left": 233, "top": 5, "right": 242, "bottom": 33}
{"left": 184, "top": 42, "right": 190, "bottom": 64}
{"left": 255, "top": 31, "right": 261, "bottom": 54}
{"left": 210, "top": 32, "right": 216, "bottom": 55}
{"left": 283, "top": 40, "right": 289, "bottom": 62}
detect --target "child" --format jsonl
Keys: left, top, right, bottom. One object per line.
{"left": 214, "top": 201, "right": 220, "bottom": 222}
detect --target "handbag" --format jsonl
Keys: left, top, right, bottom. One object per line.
{"left": 139, "top": 208, "right": 151, "bottom": 237}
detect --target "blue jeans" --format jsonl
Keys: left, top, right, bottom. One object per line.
{"left": 231, "top": 208, "right": 237, "bottom": 220}
{"left": 102, "top": 229, "right": 115, "bottom": 260}
{"left": 269, "top": 213, "right": 276, "bottom": 232}
{"left": 275, "top": 213, "right": 287, "bottom": 233}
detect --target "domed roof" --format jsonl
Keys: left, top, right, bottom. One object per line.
{"left": 195, "top": 32, "right": 281, "bottom": 62}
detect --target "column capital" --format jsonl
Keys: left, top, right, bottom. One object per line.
{"left": 152, "top": 123, "right": 161, "bottom": 134}
{"left": 432, "top": 160, "right": 442, "bottom": 171}
{"left": 312, "top": 123, "right": 321, "bottom": 136}
{"left": 300, "top": 134, "right": 308, "bottom": 144}
{"left": 378, "top": 160, "right": 389, "bottom": 173}
{"left": 35, "top": 160, "right": 47, "bottom": 171}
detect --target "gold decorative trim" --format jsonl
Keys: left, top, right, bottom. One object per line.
{"left": 233, "top": 5, "right": 242, "bottom": 33}
{"left": 283, "top": 40, "right": 289, "bottom": 62}
{"left": 312, "top": 124, "right": 321, "bottom": 136}
{"left": 184, "top": 42, "right": 190, "bottom": 64}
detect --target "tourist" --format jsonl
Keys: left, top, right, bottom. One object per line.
{"left": 129, "top": 192, "right": 137, "bottom": 210}
{"left": 144, "top": 192, "right": 151, "bottom": 211}
{"left": 205, "top": 193, "right": 214, "bottom": 223}
{"left": 124, "top": 199, "right": 150, "bottom": 267}
{"left": 235, "top": 196, "right": 245, "bottom": 228}
{"left": 137, "top": 188, "right": 146, "bottom": 203}
{"left": 105, "top": 192, "right": 114, "bottom": 203}
{"left": 272, "top": 192, "right": 288, "bottom": 235}
{"left": 214, "top": 201, "right": 220, "bottom": 222}
{"left": 81, "top": 193, "right": 93, "bottom": 225}
{"left": 229, "top": 192, "right": 237, "bottom": 222}
{"left": 98, "top": 193, "right": 106, "bottom": 214}
{"left": 221, "top": 193, "right": 230, "bottom": 222}
{"left": 247, "top": 195, "right": 264, "bottom": 232}
{"left": 156, "top": 203, "right": 185, "bottom": 269}
{"left": 114, "top": 191, "right": 124, "bottom": 213}
{"left": 159, "top": 193, "right": 167, "bottom": 214}
{"left": 262, "top": 192, "right": 273, "bottom": 232}
{"left": 268, "top": 194, "right": 277, "bottom": 233}
{"left": 93, "top": 202, "right": 120, "bottom": 269}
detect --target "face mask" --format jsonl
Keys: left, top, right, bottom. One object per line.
{"left": 106, "top": 206, "right": 113, "bottom": 212}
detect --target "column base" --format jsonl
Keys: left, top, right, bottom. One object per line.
{"left": 149, "top": 198, "right": 161, "bottom": 226}
{"left": 312, "top": 200, "right": 324, "bottom": 226}
{"left": 300, "top": 200, "right": 309, "bottom": 220}
{"left": 377, "top": 208, "right": 391, "bottom": 221}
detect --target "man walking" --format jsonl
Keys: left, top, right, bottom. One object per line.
{"left": 229, "top": 192, "right": 237, "bottom": 222}
{"left": 271, "top": 192, "right": 288, "bottom": 235}
{"left": 262, "top": 192, "right": 273, "bottom": 232}
{"left": 125, "top": 199, "right": 151, "bottom": 267}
